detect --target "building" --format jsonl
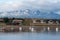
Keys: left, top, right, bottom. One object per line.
{"left": 12, "top": 20, "right": 23, "bottom": 25}
{"left": 0, "top": 18, "right": 60, "bottom": 26}
{"left": 30, "top": 18, "right": 60, "bottom": 26}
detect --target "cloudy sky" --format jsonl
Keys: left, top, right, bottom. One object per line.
{"left": 0, "top": 0, "right": 60, "bottom": 18}
{"left": 0, "top": 0, "right": 60, "bottom": 11}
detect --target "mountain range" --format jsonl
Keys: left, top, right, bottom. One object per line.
{"left": 0, "top": 8, "right": 60, "bottom": 19}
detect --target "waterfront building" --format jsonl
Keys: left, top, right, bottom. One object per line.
{"left": 12, "top": 20, "right": 23, "bottom": 25}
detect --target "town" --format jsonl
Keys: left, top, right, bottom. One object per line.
{"left": 0, "top": 18, "right": 60, "bottom": 32}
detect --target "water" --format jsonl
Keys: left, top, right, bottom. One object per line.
{"left": 0, "top": 32, "right": 60, "bottom": 40}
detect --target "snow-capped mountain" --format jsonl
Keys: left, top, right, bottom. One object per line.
{"left": 0, "top": 8, "right": 60, "bottom": 19}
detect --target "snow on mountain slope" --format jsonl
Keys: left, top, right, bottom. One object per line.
{"left": 0, "top": 8, "right": 60, "bottom": 19}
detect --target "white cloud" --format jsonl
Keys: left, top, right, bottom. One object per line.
{"left": 0, "top": 0, "right": 60, "bottom": 11}
{"left": 0, "top": 0, "right": 60, "bottom": 17}
{"left": 22, "top": 0, "right": 60, "bottom": 11}
{"left": 0, "top": 1, "right": 23, "bottom": 11}
{"left": 55, "top": 11, "right": 60, "bottom": 15}
{"left": 0, "top": 13, "right": 7, "bottom": 16}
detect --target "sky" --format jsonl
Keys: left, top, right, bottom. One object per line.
{"left": 0, "top": 0, "right": 60, "bottom": 11}
{"left": 0, "top": 0, "right": 60, "bottom": 18}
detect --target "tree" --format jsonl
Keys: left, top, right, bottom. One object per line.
{"left": 3, "top": 17, "right": 9, "bottom": 23}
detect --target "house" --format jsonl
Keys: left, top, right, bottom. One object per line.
{"left": 0, "top": 18, "right": 60, "bottom": 26}
{"left": 12, "top": 20, "right": 23, "bottom": 25}
{"left": 32, "top": 18, "right": 46, "bottom": 24}
{"left": 30, "top": 18, "right": 60, "bottom": 26}
{"left": 48, "top": 20, "right": 54, "bottom": 24}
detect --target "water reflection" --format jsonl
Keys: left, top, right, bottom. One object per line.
{"left": 56, "top": 27, "right": 59, "bottom": 32}
{"left": 0, "top": 26, "right": 60, "bottom": 40}
{"left": 0, "top": 32, "right": 60, "bottom": 40}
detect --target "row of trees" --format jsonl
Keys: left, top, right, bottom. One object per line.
{"left": 3, "top": 17, "right": 15, "bottom": 24}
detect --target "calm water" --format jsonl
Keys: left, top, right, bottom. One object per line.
{"left": 0, "top": 32, "right": 60, "bottom": 40}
